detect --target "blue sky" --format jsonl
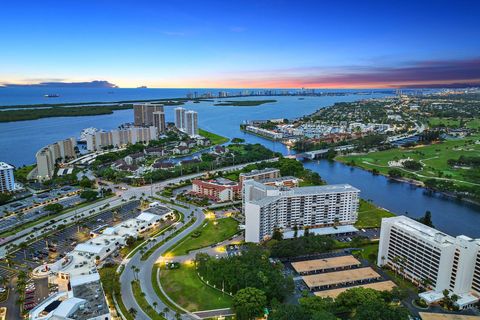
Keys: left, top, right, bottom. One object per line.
{"left": 1, "top": 0, "right": 479, "bottom": 88}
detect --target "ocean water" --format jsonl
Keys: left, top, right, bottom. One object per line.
{"left": 1, "top": 89, "right": 479, "bottom": 237}
{"left": 0, "top": 87, "right": 387, "bottom": 106}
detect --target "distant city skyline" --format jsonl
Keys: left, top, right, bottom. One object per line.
{"left": 1, "top": 0, "right": 479, "bottom": 88}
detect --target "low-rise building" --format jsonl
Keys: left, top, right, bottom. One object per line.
{"left": 239, "top": 168, "right": 280, "bottom": 187}
{"left": 245, "top": 125, "right": 283, "bottom": 140}
{"left": 259, "top": 176, "right": 299, "bottom": 188}
{"left": 30, "top": 206, "right": 173, "bottom": 320}
{"left": 191, "top": 178, "right": 241, "bottom": 202}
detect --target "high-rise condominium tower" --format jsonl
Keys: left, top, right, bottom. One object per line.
{"left": 185, "top": 110, "right": 199, "bottom": 137}
{"left": 134, "top": 103, "right": 164, "bottom": 126}
{"left": 174, "top": 107, "right": 186, "bottom": 131}
{"left": 153, "top": 111, "right": 166, "bottom": 134}
{"left": 0, "top": 162, "right": 15, "bottom": 192}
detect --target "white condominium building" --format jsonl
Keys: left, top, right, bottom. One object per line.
{"left": 175, "top": 107, "right": 199, "bottom": 137}
{"left": 185, "top": 110, "right": 199, "bottom": 137}
{"left": 133, "top": 103, "right": 164, "bottom": 126}
{"left": 377, "top": 216, "right": 480, "bottom": 309}
{"left": 0, "top": 162, "right": 15, "bottom": 193}
{"left": 85, "top": 126, "right": 158, "bottom": 151}
{"left": 243, "top": 180, "right": 359, "bottom": 243}
{"left": 35, "top": 138, "right": 77, "bottom": 181}
{"left": 175, "top": 107, "right": 186, "bottom": 131}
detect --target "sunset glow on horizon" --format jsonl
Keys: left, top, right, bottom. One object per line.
{"left": 1, "top": 0, "right": 479, "bottom": 89}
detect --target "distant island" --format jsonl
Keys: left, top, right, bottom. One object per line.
{"left": 214, "top": 99, "right": 277, "bottom": 106}
{"left": 1, "top": 80, "right": 118, "bottom": 88}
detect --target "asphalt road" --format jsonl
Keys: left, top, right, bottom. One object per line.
{"left": 119, "top": 200, "right": 205, "bottom": 320}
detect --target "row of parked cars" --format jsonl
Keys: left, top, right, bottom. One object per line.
{"left": 24, "top": 281, "right": 36, "bottom": 311}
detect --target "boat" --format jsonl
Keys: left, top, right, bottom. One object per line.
{"left": 79, "top": 127, "right": 99, "bottom": 142}
{"left": 44, "top": 94, "right": 60, "bottom": 98}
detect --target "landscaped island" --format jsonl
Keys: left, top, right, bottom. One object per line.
{"left": 214, "top": 99, "right": 277, "bottom": 106}
{"left": 0, "top": 98, "right": 189, "bottom": 122}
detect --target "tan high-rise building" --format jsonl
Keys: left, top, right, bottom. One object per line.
{"left": 36, "top": 138, "right": 77, "bottom": 181}
{"left": 134, "top": 103, "right": 164, "bottom": 126}
{"left": 153, "top": 111, "right": 166, "bottom": 134}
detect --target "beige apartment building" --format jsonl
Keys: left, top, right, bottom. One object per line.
{"left": 35, "top": 138, "right": 77, "bottom": 181}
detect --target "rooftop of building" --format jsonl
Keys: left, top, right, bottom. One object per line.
{"left": 195, "top": 177, "right": 238, "bottom": 186}
{"left": 239, "top": 167, "right": 280, "bottom": 177}
{"left": 383, "top": 216, "right": 458, "bottom": 247}
{"left": 258, "top": 176, "right": 298, "bottom": 183}
{"left": 419, "top": 312, "right": 480, "bottom": 320}
{"left": 283, "top": 225, "right": 358, "bottom": 238}
{"left": 314, "top": 281, "right": 396, "bottom": 299}
{"left": 247, "top": 180, "right": 359, "bottom": 207}
{"left": 70, "top": 274, "right": 109, "bottom": 320}
{"left": 290, "top": 184, "right": 360, "bottom": 195}
{"left": 0, "top": 162, "right": 14, "bottom": 170}
{"left": 292, "top": 255, "right": 361, "bottom": 273}
{"left": 302, "top": 267, "right": 380, "bottom": 289}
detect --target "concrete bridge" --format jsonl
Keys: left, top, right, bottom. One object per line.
{"left": 296, "top": 145, "right": 355, "bottom": 160}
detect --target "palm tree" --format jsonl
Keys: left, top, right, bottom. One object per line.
{"left": 131, "top": 265, "right": 137, "bottom": 280}
{"left": 163, "top": 307, "right": 170, "bottom": 316}
{"left": 152, "top": 301, "right": 158, "bottom": 311}
{"left": 175, "top": 312, "right": 181, "bottom": 320}
{"left": 129, "top": 307, "right": 137, "bottom": 318}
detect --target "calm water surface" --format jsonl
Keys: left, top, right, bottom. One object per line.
{"left": 0, "top": 92, "right": 479, "bottom": 237}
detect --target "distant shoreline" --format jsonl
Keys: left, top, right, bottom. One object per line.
{"left": 214, "top": 99, "right": 277, "bottom": 107}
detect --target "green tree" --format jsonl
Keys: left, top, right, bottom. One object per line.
{"left": 388, "top": 168, "right": 403, "bottom": 178}
{"left": 0, "top": 193, "right": 13, "bottom": 205}
{"left": 269, "top": 304, "right": 311, "bottom": 320}
{"left": 272, "top": 228, "right": 283, "bottom": 241}
{"left": 354, "top": 300, "right": 407, "bottom": 320}
{"left": 80, "top": 190, "right": 99, "bottom": 202}
{"left": 233, "top": 287, "right": 267, "bottom": 320}
{"left": 417, "top": 210, "right": 434, "bottom": 228}
{"left": 44, "top": 203, "right": 64, "bottom": 215}
{"left": 79, "top": 177, "right": 94, "bottom": 188}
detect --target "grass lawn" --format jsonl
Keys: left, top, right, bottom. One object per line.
{"left": 428, "top": 117, "right": 480, "bottom": 129}
{"left": 152, "top": 264, "right": 183, "bottom": 313}
{"left": 168, "top": 217, "right": 238, "bottom": 256}
{"left": 351, "top": 243, "right": 379, "bottom": 263}
{"left": 159, "top": 263, "right": 232, "bottom": 311}
{"left": 132, "top": 280, "right": 166, "bottom": 319}
{"left": 199, "top": 129, "right": 229, "bottom": 145}
{"left": 337, "top": 134, "right": 480, "bottom": 187}
{"left": 355, "top": 199, "right": 395, "bottom": 228}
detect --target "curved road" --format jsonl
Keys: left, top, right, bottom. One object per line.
{"left": 119, "top": 200, "right": 205, "bottom": 320}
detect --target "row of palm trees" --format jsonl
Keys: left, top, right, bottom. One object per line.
{"left": 124, "top": 210, "right": 198, "bottom": 319}
{"left": 127, "top": 305, "right": 182, "bottom": 319}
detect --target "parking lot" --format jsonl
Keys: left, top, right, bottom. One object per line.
{"left": 0, "top": 187, "right": 84, "bottom": 235}
{"left": 0, "top": 186, "right": 80, "bottom": 215}
{"left": 9, "top": 200, "right": 140, "bottom": 269}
